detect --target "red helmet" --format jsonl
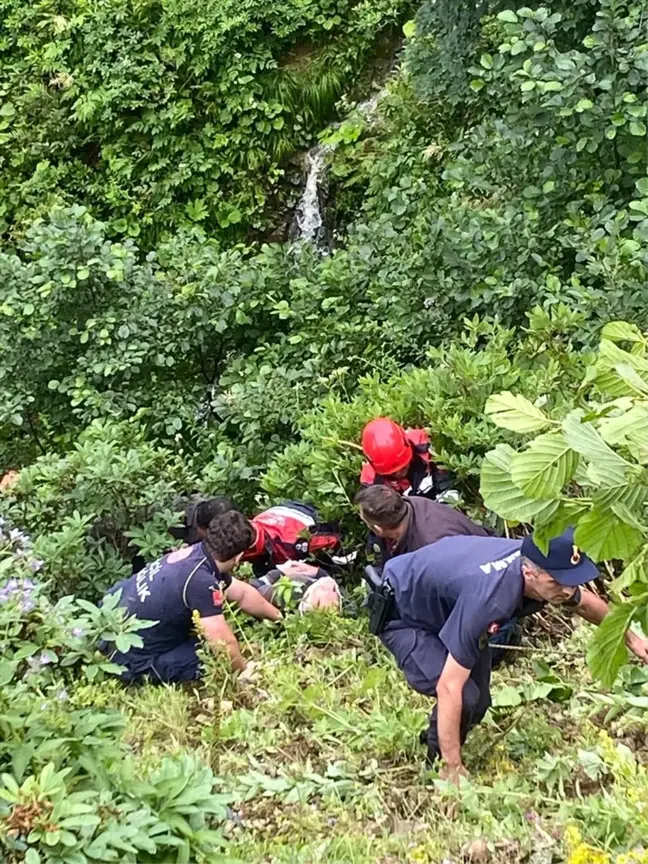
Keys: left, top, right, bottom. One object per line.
{"left": 361, "top": 418, "right": 412, "bottom": 476}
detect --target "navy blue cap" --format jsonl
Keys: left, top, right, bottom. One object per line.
{"left": 521, "top": 527, "right": 599, "bottom": 587}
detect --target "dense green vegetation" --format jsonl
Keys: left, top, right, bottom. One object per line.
{"left": 1, "top": 0, "right": 647, "bottom": 860}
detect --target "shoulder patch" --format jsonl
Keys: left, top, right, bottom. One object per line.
{"left": 212, "top": 580, "right": 226, "bottom": 607}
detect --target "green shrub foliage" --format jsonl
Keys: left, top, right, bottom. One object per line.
{"left": 0, "top": 0, "right": 411, "bottom": 243}
{"left": 480, "top": 322, "right": 648, "bottom": 685}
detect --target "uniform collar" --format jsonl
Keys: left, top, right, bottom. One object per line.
{"left": 199, "top": 541, "right": 219, "bottom": 573}
{"left": 391, "top": 501, "right": 413, "bottom": 554}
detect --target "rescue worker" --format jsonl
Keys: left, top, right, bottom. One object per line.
{"left": 356, "top": 485, "right": 519, "bottom": 665}
{"left": 241, "top": 501, "right": 343, "bottom": 574}
{"left": 168, "top": 494, "right": 236, "bottom": 546}
{"left": 355, "top": 484, "right": 489, "bottom": 562}
{"left": 360, "top": 418, "right": 456, "bottom": 501}
{"left": 370, "top": 528, "right": 648, "bottom": 779}
{"left": 102, "top": 510, "right": 281, "bottom": 683}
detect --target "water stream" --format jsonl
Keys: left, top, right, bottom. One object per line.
{"left": 293, "top": 144, "right": 331, "bottom": 245}
{"left": 292, "top": 86, "right": 388, "bottom": 247}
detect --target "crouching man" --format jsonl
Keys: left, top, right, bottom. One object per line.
{"left": 373, "top": 529, "right": 648, "bottom": 779}
{"left": 102, "top": 511, "right": 281, "bottom": 683}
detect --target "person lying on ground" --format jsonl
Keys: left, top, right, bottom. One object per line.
{"left": 370, "top": 528, "right": 648, "bottom": 781}
{"left": 251, "top": 559, "right": 342, "bottom": 613}
{"left": 167, "top": 497, "right": 345, "bottom": 612}
{"left": 360, "top": 418, "right": 457, "bottom": 502}
{"left": 101, "top": 511, "right": 281, "bottom": 684}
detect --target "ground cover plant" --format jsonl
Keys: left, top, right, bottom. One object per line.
{"left": 0, "top": 0, "right": 647, "bottom": 860}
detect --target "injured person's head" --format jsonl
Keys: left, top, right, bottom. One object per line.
{"left": 298, "top": 576, "right": 342, "bottom": 615}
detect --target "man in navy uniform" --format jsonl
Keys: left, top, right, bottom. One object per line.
{"left": 376, "top": 528, "right": 648, "bottom": 779}
{"left": 104, "top": 510, "right": 281, "bottom": 683}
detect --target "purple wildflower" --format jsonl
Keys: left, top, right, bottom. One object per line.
{"left": 39, "top": 652, "right": 54, "bottom": 665}
{"left": 71, "top": 627, "right": 84, "bottom": 638}
{"left": 19, "top": 598, "right": 36, "bottom": 613}
{"left": 56, "top": 688, "right": 69, "bottom": 702}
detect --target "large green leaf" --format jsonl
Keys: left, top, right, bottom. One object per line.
{"left": 574, "top": 506, "right": 644, "bottom": 561}
{"left": 615, "top": 364, "right": 648, "bottom": 397}
{"left": 511, "top": 432, "right": 579, "bottom": 498}
{"left": 531, "top": 500, "right": 592, "bottom": 555}
{"left": 563, "top": 410, "right": 633, "bottom": 487}
{"left": 594, "top": 340, "right": 648, "bottom": 397}
{"left": 480, "top": 444, "right": 560, "bottom": 522}
{"left": 587, "top": 601, "right": 636, "bottom": 687}
{"left": 594, "top": 482, "right": 648, "bottom": 511}
{"left": 599, "top": 401, "right": 648, "bottom": 463}
{"left": 609, "top": 547, "right": 648, "bottom": 596}
{"left": 485, "top": 392, "right": 552, "bottom": 434}
{"left": 601, "top": 321, "right": 646, "bottom": 345}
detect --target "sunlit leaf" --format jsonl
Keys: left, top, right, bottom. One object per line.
{"left": 480, "top": 444, "right": 560, "bottom": 522}
{"left": 485, "top": 392, "right": 552, "bottom": 433}
{"left": 563, "top": 411, "right": 633, "bottom": 486}
{"left": 588, "top": 602, "right": 636, "bottom": 686}
{"left": 574, "top": 506, "right": 644, "bottom": 561}
{"left": 511, "top": 432, "right": 579, "bottom": 498}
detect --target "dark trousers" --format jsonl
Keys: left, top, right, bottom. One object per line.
{"left": 109, "top": 637, "right": 202, "bottom": 685}
{"left": 380, "top": 622, "right": 492, "bottom": 761}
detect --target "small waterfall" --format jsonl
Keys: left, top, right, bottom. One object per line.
{"left": 292, "top": 85, "right": 389, "bottom": 246}
{"left": 293, "top": 144, "right": 330, "bottom": 246}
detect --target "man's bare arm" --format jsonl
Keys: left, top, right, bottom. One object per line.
{"left": 436, "top": 653, "right": 472, "bottom": 770}
{"left": 226, "top": 577, "right": 282, "bottom": 621}
{"left": 571, "top": 589, "right": 648, "bottom": 663}
{"left": 199, "top": 614, "right": 246, "bottom": 672}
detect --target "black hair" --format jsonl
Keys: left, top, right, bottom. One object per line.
{"left": 195, "top": 496, "right": 237, "bottom": 529}
{"left": 204, "top": 510, "right": 255, "bottom": 562}
{"left": 354, "top": 485, "right": 408, "bottom": 529}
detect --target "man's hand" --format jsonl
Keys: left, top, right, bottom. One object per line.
{"left": 238, "top": 660, "right": 258, "bottom": 683}
{"left": 439, "top": 763, "right": 469, "bottom": 785}
{"left": 626, "top": 631, "right": 648, "bottom": 664}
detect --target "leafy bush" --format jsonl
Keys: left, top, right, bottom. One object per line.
{"left": 261, "top": 308, "right": 590, "bottom": 522}
{"left": 0, "top": 0, "right": 411, "bottom": 243}
{"left": 0, "top": 515, "right": 233, "bottom": 864}
{"left": 480, "top": 321, "right": 648, "bottom": 685}
{"left": 1, "top": 420, "right": 194, "bottom": 597}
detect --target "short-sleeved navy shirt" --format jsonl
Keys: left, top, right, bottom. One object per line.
{"left": 384, "top": 536, "right": 524, "bottom": 670}
{"left": 109, "top": 543, "right": 231, "bottom": 665}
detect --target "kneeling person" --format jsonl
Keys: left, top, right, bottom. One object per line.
{"left": 104, "top": 511, "right": 281, "bottom": 683}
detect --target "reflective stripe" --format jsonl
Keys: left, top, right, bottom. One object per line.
{"left": 182, "top": 557, "right": 208, "bottom": 608}
{"left": 257, "top": 506, "right": 315, "bottom": 528}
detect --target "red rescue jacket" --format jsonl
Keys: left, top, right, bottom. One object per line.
{"left": 241, "top": 502, "right": 341, "bottom": 575}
